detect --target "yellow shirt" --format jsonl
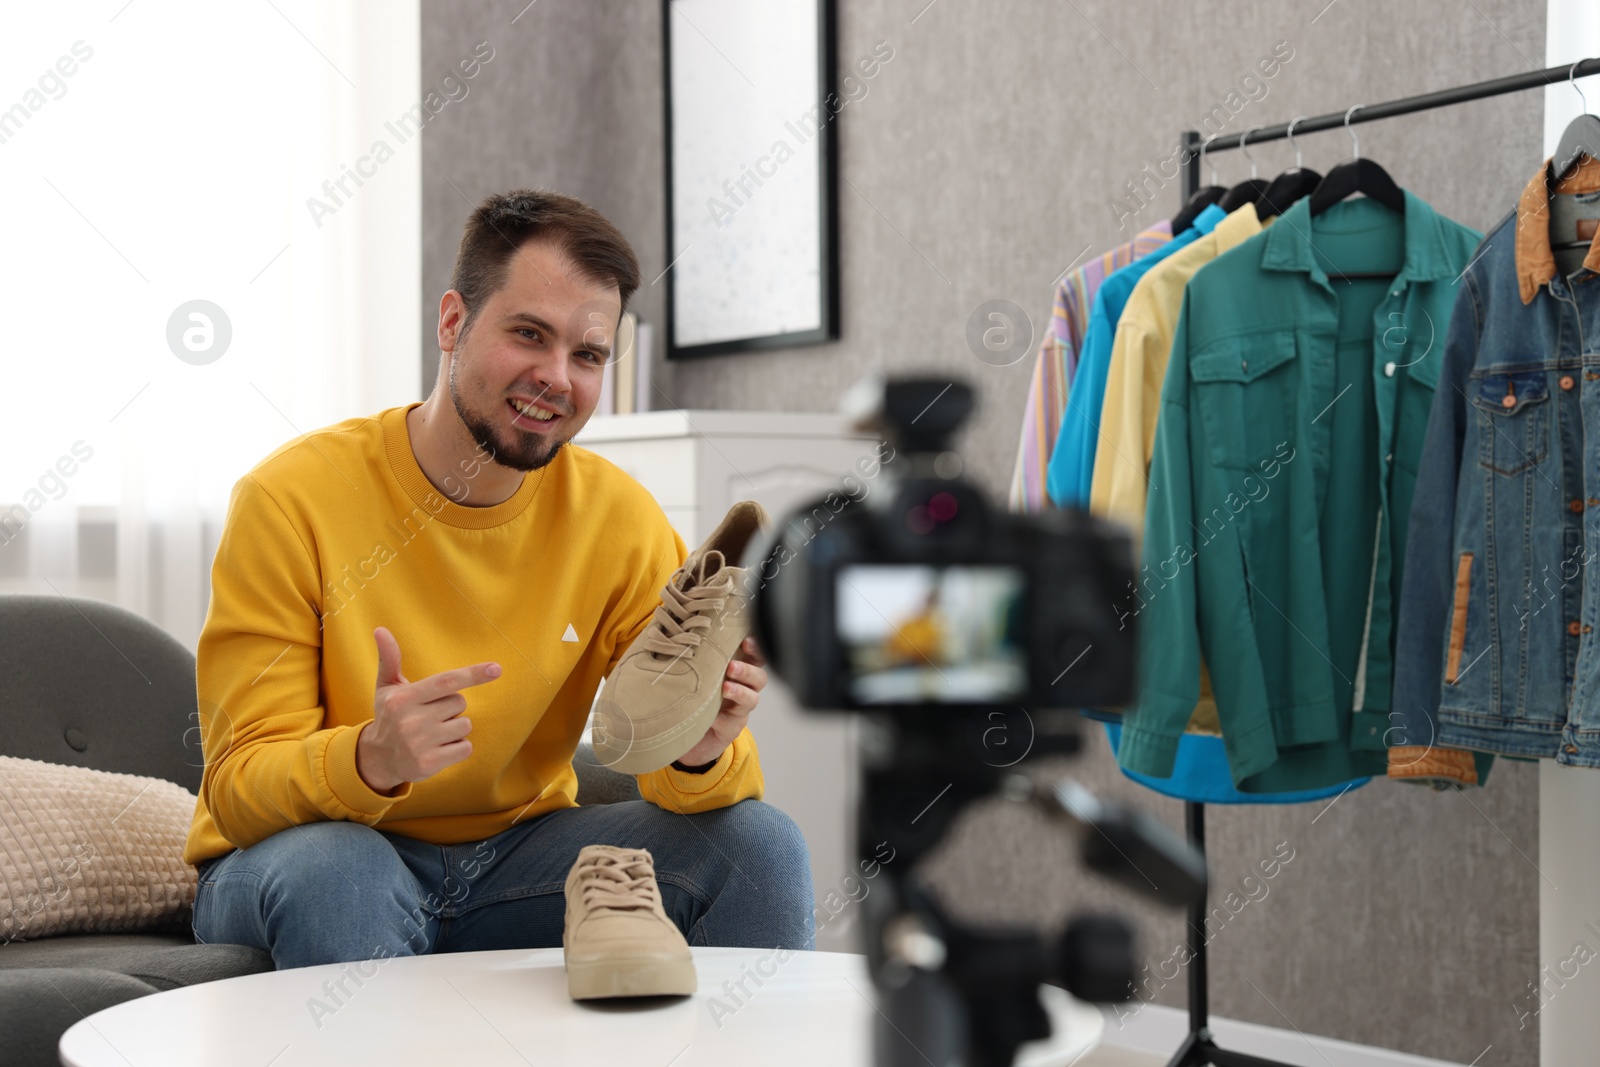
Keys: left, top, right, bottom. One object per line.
{"left": 1090, "top": 203, "right": 1270, "bottom": 532}
{"left": 1087, "top": 204, "right": 1269, "bottom": 737}
{"left": 182, "top": 402, "right": 762, "bottom": 865}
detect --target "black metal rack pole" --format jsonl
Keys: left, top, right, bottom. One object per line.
{"left": 1151, "top": 53, "right": 1600, "bottom": 1067}
{"left": 1195, "top": 56, "right": 1600, "bottom": 154}
{"left": 1168, "top": 131, "right": 1296, "bottom": 1067}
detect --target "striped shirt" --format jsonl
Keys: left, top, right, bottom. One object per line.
{"left": 1008, "top": 220, "right": 1172, "bottom": 512}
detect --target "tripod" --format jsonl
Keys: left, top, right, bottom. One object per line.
{"left": 855, "top": 708, "right": 1209, "bottom": 1067}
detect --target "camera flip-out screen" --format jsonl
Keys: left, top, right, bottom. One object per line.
{"left": 835, "top": 564, "right": 1027, "bottom": 705}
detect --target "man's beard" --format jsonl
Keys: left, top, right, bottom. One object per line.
{"left": 449, "top": 356, "right": 566, "bottom": 473}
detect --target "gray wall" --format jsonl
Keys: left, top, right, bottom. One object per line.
{"left": 422, "top": 2, "right": 1546, "bottom": 1061}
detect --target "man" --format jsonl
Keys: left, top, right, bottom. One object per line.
{"left": 184, "top": 190, "right": 815, "bottom": 969}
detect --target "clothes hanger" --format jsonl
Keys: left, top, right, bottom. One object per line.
{"left": 1257, "top": 116, "right": 1323, "bottom": 221}
{"left": 1550, "top": 62, "right": 1600, "bottom": 251}
{"left": 1308, "top": 104, "right": 1404, "bottom": 216}
{"left": 1555, "top": 61, "right": 1600, "bottom": 179}
{"left": 1173, "top": 134, "right": 1227, "bottom": 233}
{"left": 1217, "top": 127, "right": 1271, "bottom": 213}
{"left": 1307, "top": 105, "right": 1404, "bottom": 280}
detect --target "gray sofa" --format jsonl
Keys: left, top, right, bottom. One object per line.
{"left": 0, "top": 593, "right": 640, "bottom": 1067}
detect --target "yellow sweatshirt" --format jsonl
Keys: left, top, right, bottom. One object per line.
{"left": 182, "top": 401, "right": 763, "bottom": 865}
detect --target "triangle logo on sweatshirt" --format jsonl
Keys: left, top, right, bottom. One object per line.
{"left": 561, "top": 623, "right": 580, "bottom": 643}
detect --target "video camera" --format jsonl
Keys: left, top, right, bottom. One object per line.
{"left": 750, "top": 376, "right": 1137, "bottom": 715}
{"left": 748, "top": 376, "right": 1208, "bottom": 1067}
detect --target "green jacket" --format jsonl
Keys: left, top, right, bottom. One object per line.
{"left": 1118, "top": 191, "right": 1482, "bottom": 791}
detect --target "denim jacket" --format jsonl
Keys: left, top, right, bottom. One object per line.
{"left": 1392, "top": 157, "right": 1600, "bottom": 768}
{"left": 1122, "top": 190, "right": 1482, "bottom": 791}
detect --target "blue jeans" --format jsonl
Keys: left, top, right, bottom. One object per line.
{"left": 192, "top": 799, "right": 815, "bottom": 970}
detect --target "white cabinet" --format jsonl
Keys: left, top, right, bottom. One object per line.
{"left": 574, "top": 410, "right": 878, "bottom": 953}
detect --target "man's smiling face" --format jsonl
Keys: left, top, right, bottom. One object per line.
{"left": 447, "top": 237, "right": 620, "bottom": 473}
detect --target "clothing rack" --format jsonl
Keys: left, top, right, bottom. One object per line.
{"left": 1162, "top": 56, "right": 1600, "bottom": 1067}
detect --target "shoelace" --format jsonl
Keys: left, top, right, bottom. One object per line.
{"left": 637, "top": 551, "right": 735, "bottom": 663}
{"left": 575, "top": 850, "right": 660, "bottom": 912}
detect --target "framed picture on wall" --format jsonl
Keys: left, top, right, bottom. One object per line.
{"left": 661, "top": 0, "right": 840, "bottom": 360}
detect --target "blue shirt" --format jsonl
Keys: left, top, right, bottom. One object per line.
{"left": 1047, "top": 203, "right": 1227, "bottom": 508}
{"left": 1102, "top": 723, "right": 1368, "bottom": 804}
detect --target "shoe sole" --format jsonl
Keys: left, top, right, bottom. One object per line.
{"left": 566, "top": 950, "right": 697, "bottom": 999}
{"left": 591, "top": 684, "right": 725, "bottom": 775}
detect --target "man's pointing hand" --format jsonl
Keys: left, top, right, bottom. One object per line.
{"left": 356, "top": 625, "right": 502, "bottom": 795}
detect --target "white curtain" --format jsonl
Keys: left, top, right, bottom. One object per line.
{"left": 0, "top": 0, "right": 420, "bottom": 653}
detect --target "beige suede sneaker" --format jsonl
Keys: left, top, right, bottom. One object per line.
{"left": 593, "top": 501, "right": 769, "bottom": 774}
{"left": 563, "top": 844, "right": 696, "bottom": 1000}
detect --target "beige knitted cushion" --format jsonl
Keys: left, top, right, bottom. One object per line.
{"left": 0, "top": 756, "right": 198, "bottom": 942}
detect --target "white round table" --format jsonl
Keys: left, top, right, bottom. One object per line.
{"left": 59, "top": 947, "right": 1103, "bottom": 1066}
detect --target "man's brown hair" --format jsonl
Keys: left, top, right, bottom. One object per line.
{"left": 449, "top": 190, "right": 640, "bottom": 343}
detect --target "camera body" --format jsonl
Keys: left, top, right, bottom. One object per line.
{"left": 749, "top": 377, "right": 1137, "bottom": 715}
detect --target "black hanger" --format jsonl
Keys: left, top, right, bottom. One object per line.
{"left": 1550, "top": 63, "right": 1600, "bottom": 251}
{"left": 1259, "top": 170, "right": 1322, "bottom": 220}
{"left": 1307, "top": 107, "right": 1405, "bottom": 280}
{"left": 1215, "top": 127, "right": 1272, "bottom": 214}
{"left": 1173, "top": 186, "right": 1226, "bottom": 234}
{"left": 1309, "top": 159, "right": 1403, "bottom": 216}
{"left": 1308, "top": 104, "right": 1403, "bottom": 216}
{"left": 1257, "top": 117, "right": 1322, "bottom": 221}
{"left": 1174, "top": 136, "right": 1229, "bottom": 234}
{"left": 1218, "top": 178, "right": 1270, "bottom": 213}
